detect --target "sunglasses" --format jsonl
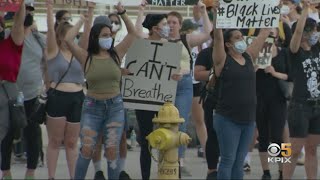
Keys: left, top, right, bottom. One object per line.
{"left": 111, "top": 21, "right": 120, "bottom": 25}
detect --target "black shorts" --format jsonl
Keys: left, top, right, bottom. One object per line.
{"left": 193, "top": 83, "right": 202, "bottom": 97}
{"left": 288, "top": 101, "right": 320, "bottom": 138}
{"left": 46, "top": 89, "right": 84, "bottom": 123}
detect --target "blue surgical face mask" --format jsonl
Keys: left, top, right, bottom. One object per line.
{"left": 234, "top": 40, "right": 247, "bottom": 54}
{"left": 158, "top": 25, "right": 170, "bottom": 38}
{"left": 99, "top": 37, "right": 113, "bottom": 50}
{"left": 308, "top": 32, "right": 320, "bottom": 46}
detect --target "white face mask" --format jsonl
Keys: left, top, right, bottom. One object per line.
{"left": 158, "top": 25, "right": 170, "bottom": 38}
{"left": 112, "top": 23, "right": 120, "bottom": 32}
{"left": 281, "top": 5, "right": 290, "bottom": 15}
{"left": 99, "top": 37, "right": 113, "bottom": 50}
{"left": 234, "top": 40, "right": 247, "bottom": 54}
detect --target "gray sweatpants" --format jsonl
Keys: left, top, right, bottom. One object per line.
{"left": 0, "top": 82, "right": 14, "bottom": 166}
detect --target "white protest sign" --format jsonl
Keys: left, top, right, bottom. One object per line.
{"left": 121, "top": 39, "right": 182, "bottom": 111}
{"left": 86, "top": 0, "right": 141, "bottom": 6}
{"left": 244, "top": 36, "right": 274, "bottom": 69}
{"left": 216, "top": 0, "right": 281, "bottom": 29}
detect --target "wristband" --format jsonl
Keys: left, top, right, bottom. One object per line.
{"left": 117, "top": 9, "right": 126, "bottom": 15}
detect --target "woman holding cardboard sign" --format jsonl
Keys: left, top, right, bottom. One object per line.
{"left": 211, "top": 0, "right": 271, "bottom": 179}
{"left": 65, "top": 1, "right": 136, "bottom": 179}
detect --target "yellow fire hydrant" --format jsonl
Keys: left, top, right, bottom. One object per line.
{"left": 146, "top": 102, "right": 191, "bottom": 179}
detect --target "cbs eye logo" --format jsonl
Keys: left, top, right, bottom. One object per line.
{"left": 268, "top": 143, "right": 281, "bottom": 156}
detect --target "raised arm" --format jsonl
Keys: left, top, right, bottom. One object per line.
{"left": 11, "top": 0, "right": 25, "bottom": 45}
{"left": 135, "top": 0, "right": 148, "bottom": 39}
{"left": 290, "top": 0, "right": 310, "bottom": 53}
{"left": 46, "top": 0, "right": 59, "bottom": 60}
{"left": 187, "top": 1, "right": 211, "bottom": 48}
{"left": 246, "top": 28, "right": 271, "bottom": 62}
{"left": 78, "top": 2, "right": 95, "bottom": 50}
{"left": 114, "top": 2, "right": 136, "bottom": 61}
{"left": 212, "top": 4, "right": 226, "bottom": 77}
{"left": 65, "top": 16, "right": 88, "bottom": 67}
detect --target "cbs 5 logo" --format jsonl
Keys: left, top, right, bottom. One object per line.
{"left": 268, "top": 143, "right": 291, "bottom": 157}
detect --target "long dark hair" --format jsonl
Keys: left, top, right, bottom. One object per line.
{"left": 54, "top": 10, "right": 69, "bottom": 30}
{"left": 223, "top": 29, "right": 239, "bottom": 52}
{"left": 87, "top": 24, "right": 120, "bottom": 66}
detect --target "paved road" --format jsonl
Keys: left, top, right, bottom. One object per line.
{"left": 5, "top": 125, "right": 320, "bottom": 179}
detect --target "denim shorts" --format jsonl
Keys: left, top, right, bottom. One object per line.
{"left": 80, "top": 94, "right": 125, "bottom": 149}
{"left": 288, "top": 101, "right": 320, "bottom": 138}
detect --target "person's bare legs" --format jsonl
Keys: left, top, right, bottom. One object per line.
{"left": 64, "top": 122, "right": 80, "bottom": 179}
{"left": 192, "top": 97, "right": 207, "bottom": 151}
{"left": 283, "top": 138, "right": 305, "bottom": 179}
{"left": 304, "top": 135, "right": 320, "bottom": 179}
{"left": 46, "top": 116, "right": 66, "bottom": 179}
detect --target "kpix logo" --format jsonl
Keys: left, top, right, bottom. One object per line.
{"left": 267, "top": 143, "right": 292, "bottom": 163}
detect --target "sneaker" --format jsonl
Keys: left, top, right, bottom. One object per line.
{"left": 94, "top": 171, "right": 106, "bottom": 180}
{"left": 119, "top": 171, "right": 131, "bottom": 180}
{"left": 206, "top": 171, "right": 217, "bottom": 180}
{"left": 297, "top": 152, "right": 305, "bottom": 165}
{"left": 180, "top": 166, "right": 192, "bottom": 177}
{"left": 243, "top": 163, "right": 251, "bottom": 172}
{"left": 262, "top": 174, "right": 271, "bottom": 180}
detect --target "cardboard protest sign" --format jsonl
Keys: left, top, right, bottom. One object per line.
{"left": 0, "top": 0, "right": 22, "bottom": 12}
{"left": 52, "top": 0, "right": 89, "bottom": 6}
{"left": 86, "top": 0, "right": 141, "bottom": 6}
{"left": 86, "top": 0, "right": 196, "bottom": 6}
{"left": 244, "top": 36, "right": 274, "bottom": 69}
{"left": 216, "top": 0, "right": 281, "bottom": 29}
{"left": 146, "top": 0, "right": 197, "bottom": 6}
{"left": 121, "top": 39, "right": 182, "bottom": 111}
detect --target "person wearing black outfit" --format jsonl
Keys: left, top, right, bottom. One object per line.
{"left": 194, "top": 31, "right": 220, "bottom": 180}
{"left": 212, "top": 3, "right": 271, "bottom": 179}
{"left": 283, "top": 1, "right": 320, "bottom": 179}
{"left": 256, "top": 28, "right": 290, "bottom": 180}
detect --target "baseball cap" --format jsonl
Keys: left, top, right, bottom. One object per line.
{"left": 180, "top": 19, "right": 199, "bottom": 32}
{"left": 142, "top": 14, "right": 167, "bottom": 30}
{"left": 290, "top": 0, "right": 300, "bottom": 4}
{"left": 93, "top": 16, "right": 112, "bottom": 28}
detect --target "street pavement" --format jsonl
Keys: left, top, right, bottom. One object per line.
{"left": 6, "top": 125, "right": 320, "bottom": 179}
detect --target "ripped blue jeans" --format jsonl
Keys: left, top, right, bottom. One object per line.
{"left": 74, "top": 95, "right": 125, "bottom": 180}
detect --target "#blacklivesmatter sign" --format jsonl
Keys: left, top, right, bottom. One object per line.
{"left": 216, "top": 0, "right": 281, "bottom": 29}
{"left": 121, "top": 39, "right": 182, "bottom": 111}
{"left": 0, "top": 0, "right": 22, "bottom": 12}
{"left": 244, "top": 36, "right": 274, "bottom": 69}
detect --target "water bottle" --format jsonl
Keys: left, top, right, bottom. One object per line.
{"left": 16, "top": 92, "right": 24, "bottom": 106}
{"left": 130, "top": 130, "right": 136, "bottom": 148}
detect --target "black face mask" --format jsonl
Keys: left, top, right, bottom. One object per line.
{"left": 24, "top": 14, "right": 34, "bottom": 27}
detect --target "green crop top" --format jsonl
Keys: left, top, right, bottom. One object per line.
{"left": 85, "top": 57, "right": 121, "bottom": 95}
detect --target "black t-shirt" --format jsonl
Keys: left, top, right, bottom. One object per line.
{"left": 290, "top": 46, "right": 320, "bottom": 101}
{"left": 216, "top": 53, "right": 256, "bottom": 123}
{"left": 195, "top": 47, "right": 213, "bottom": 72}
{"left": 256, "top": 48, "right": 288, "bottom": 101}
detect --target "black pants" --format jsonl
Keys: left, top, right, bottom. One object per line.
{"left": 256, "top": 97, "right": 287, "bottom": 152}
{"left": 135, "top": 110, "right": 157, "bottom": 180}
{"left": 203, "top": 94, "right": 220, "bottom": 170}
{"left": 1, "top": 98, "right": 41, "bottom": 170}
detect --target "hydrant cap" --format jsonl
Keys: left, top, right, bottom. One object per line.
{"left": 153, "top": 102, "right": 184, "bottom": 123}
